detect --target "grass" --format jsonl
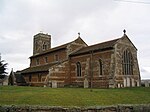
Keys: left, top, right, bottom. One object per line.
{"left": 0, "top": 86, "right": 150, "bottom": 107}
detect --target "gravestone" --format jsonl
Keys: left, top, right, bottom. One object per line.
{"left": 131, "top": 78, "right": 135, "bottom": 87}
{"left": 84, "top": 78, "right": 89, "bottom": 88}
{"left": 52, "top": 81, "right": 57, "bottom": 88}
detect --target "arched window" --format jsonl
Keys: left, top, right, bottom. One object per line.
{"left": 43, "top": 42, "right": 47, "bottom": 50}
{"left": 99, "top": 59, "right": 103, "bottom": 75}
{"left": 76, "top": 62, "right": 81, "bottom": 77}
{"left": 122, "top": 49, "right": 133, "bottom": 75}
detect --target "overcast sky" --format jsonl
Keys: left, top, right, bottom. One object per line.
{"left": 0, "top": 0, "right": 150, "bottom": 79}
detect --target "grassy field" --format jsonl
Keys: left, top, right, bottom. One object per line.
{"left": 0, "top": 86, "right": 150, "bottom": 106}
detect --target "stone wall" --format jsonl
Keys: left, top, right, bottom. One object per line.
{"left": 30, "top": 49, "right": 67, "bottom": 67}
{"left": 0, "top": 105, "right": 150, "bottom": 112}
{"left": 33, "top": 33, "right": 51, "bottom": 55}
{"left": 70, "top": 50, "right": 113, "bottom": 88}
{"left": 23, "top": 72, "right": 48, "bottom": 87}
{"left": 45, "top": 60, "right": 70, "bottom": 88}
{"left": 114, "top": 35, "right": 140, "bottom": 88}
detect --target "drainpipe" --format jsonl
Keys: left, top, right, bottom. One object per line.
{"left": 90, "top": 50, "right": 94, "bottom": 90}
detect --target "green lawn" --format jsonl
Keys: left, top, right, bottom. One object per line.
{"left": 0, "top": 86, "right": 150, "bottom": 106}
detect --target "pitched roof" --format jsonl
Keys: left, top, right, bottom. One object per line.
{"left": 70, "top": 38, "right": 120, "bottom": 56}
{"left": 121, "top": 34, "right": 137, "bottom": 50}
{"left": 21, "top": 63, "right": 55, "bottom": 74}
{"left": 21, "top": 60, "right": 68, "bottom": 74}
{"left": 30, "top": 43, "right": 68, "bottom": 58}
{"left": 30, "top": 37, "right": 87, "bottom": 58}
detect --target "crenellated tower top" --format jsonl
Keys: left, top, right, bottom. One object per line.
{"left": 33, "top": 33, "right": 51, "bottom": 55}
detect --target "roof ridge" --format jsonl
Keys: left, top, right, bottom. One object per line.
{"left": 70, "top": 37, "right": 120, "bottom": 56}
{"left": 88, "top": 37, "right": 120, "bottom": 47}
{"left": 30, "top": 36, "right": 88, "bottom": 58}
{"left": 30, "top": 38, "right": 78, "bottom": 58}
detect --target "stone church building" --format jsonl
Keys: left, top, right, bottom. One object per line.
{"left": 21, "top": 30, "right": 141, "bottom": 88}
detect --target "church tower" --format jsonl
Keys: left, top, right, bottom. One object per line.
{"left": 33, "top": 33, "right": 51, "bottom": 55}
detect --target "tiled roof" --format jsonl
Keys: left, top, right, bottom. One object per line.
{"left": 21, "top": 60, "right": 68, "bottom": 74}
{"left": 30, "top": 37, "right": 87, "bottom": 58}
{"left": 70, "top": 38, "right": 120, "bottom": 56}
{"left": 30, "top": 43, "right": 68, "bottom": 58}
{"left": 21, "top": 63, "right": 56, "bottom": 74}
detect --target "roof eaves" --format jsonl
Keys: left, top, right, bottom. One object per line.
{"left": 70, "top": 47, "right": 114, "bottom": 57}
{"left": 30, "top": 47, "right": 66, "bottom": 58}
{"left": 21, "top": 59, "right": 68, "bottom": 74}
{"left": 29, "top": 38, "right": 82, "bottom": 58}
{"left": 70, "top": 38, "right": 119, "bottom": 56}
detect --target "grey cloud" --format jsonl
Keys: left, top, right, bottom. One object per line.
{"left": 0, "top": 0, "right": 150, "bottom": 79}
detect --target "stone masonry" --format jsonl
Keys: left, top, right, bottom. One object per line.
{"left": 21, "top": 31, "right": 141, "bottom": 88}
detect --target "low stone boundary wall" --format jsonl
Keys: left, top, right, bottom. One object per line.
{"left": 0, "top": 104, "right": 150, "bottom": 112}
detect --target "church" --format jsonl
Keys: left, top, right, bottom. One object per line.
{"left": 21, "top": 30, "right": 141, "bottom": 88}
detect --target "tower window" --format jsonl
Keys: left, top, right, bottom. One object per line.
{"left": 122, "top": 49, "right": 133, "bottom": 75}
{"left": 76, "top": 62, "right": 81, "bottom": 77}
{"left": 43, "top": 42, "right": 47, "bottom": 50}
